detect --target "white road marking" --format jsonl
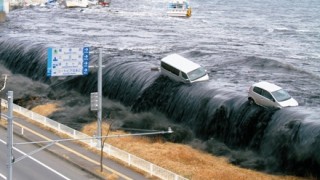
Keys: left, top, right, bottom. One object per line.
{"left": 0, "top": 139, "right": 70, "bottom": 180}
{"left": 0, "top": 172, "right": 6, "bottom": 179}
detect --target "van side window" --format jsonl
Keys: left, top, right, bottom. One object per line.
{"left": 161, "top": 62, "right": 179, "bottom": 76}
{"left": 253, "top": 87, "right": 262, "bottom": 95}
{"left": 181, "top": 72, "right": 188, "bottom": 79}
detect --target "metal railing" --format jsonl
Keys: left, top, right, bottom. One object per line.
{"left": 0, "top": 98, "right": 188, "bottom": 180}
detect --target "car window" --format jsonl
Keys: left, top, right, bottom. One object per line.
{"left": 253, "top": 87, "right": 262, "bottom": 95}
{"left": 187, "top": 67, "right": 207, "bottom": 81}
{"left": 261, "top": 90, "right": 274, "bottom": 101}
{"left": 271, "top": 89, "right": 291, "bottom": 102}
{"left": 161, "top": 62, "right": 179, "bottom": 76}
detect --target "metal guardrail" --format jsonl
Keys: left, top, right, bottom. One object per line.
{"left": 0, "top": 98, "right": 188, "bottom": 180}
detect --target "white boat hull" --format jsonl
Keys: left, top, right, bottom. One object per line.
{"left": 167, "top": 8, "right": 191, "bottom": 17}
{"left": 167, "top": 11, "right": 188, "bottom": 17}
{"left": 65, "top": 0, "right": 88, "bottom": 8}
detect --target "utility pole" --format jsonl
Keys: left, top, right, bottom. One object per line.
{"left": 89, "top": 49, "right": 103, "bottom": 147}
{"left": 97, "top": 48, "right": 102, "bottom": 147}
{"left": 6, "top": 91, "right": 13, "bottom": 180}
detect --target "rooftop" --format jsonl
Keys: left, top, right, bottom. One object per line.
{"left": 252, "top": 81, "right": 282, "bottom": 92}
{"left": 161, "top": 53, "right": 202, "bottom": 73}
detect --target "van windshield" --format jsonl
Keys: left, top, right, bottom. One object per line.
{"left": 271, "top": 89, "right": 291, "bottom": 102}
{"left": 187, "top": 67, "right": 207, "bottom": 81}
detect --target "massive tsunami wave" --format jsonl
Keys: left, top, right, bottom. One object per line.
{"left": 1, "top": 0, "right": 320, "bottom": 177}
{"left": 0, "top": 36, "right": 319, "bottom": 177}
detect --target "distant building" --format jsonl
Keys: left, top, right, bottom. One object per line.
{"left": 0, "top": 0, "right": 9, "bottom": 13}
{"left": 0, "top": 0, "right": 6, "bottom": 23}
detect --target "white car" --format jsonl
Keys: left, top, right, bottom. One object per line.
{"left": 248, "top": 81, "right": 298, "bottom": 108}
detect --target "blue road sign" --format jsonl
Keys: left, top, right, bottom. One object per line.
{"left": 47, "top": 47, "right": 90, "bottom": 77}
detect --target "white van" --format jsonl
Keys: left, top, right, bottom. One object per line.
{"left": 160, "top": 54, "right": 209, "bottom": 83}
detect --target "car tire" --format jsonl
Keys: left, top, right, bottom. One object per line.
{"left": 248, "top": 98, "right": 255, "bottom": 105}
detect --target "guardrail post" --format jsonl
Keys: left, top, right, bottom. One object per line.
{"left": 150, "top": 164, "right": 153, "bottom": 177}
{"left": 128, "top": 154, "right": 131, "bottom": 166}
{"left": 175, "top": 174, "right": 179, "bottom": 180}
{"left": 106, "top": 144, "right": 110, "bottom": 155}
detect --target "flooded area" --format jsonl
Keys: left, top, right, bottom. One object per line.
{"left": 0, "top": 0, "right": 320, "bottom": 177}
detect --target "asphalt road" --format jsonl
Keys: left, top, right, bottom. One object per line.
{"left": 0, "top": 127, "right": 99, "bottom": 180}
{"left": 0, "top": 115, "right": 150, "bottom": 180}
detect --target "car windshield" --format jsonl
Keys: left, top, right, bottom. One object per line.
{"left": 187, "top": 67, "right": 207, "bottom": 81}
{"left": 271, "top": 89, "right": 292, "bottom": 102}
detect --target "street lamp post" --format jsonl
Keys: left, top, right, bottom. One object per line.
{"left": 90, "top": 49, "right": 103, "bottom": 147}
{"left": 6, "top": 91, "right": 13, "bottom": 180}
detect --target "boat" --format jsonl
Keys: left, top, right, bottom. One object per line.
{"left": 98, "top": 0, "right": 110, "bottom": 6}
{"left": 64, "top": 0, "right": 89, "bottom": 8}
{"left": 167, "top": 0, "right": 191, "bottom": 17}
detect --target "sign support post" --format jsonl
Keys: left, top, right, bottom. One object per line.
{"left": 97, "top": 48, "right": 102, "bottom": 147}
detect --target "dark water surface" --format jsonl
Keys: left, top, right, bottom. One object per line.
{"left": 0, "top": 0, "right": 320, "bottom": 177}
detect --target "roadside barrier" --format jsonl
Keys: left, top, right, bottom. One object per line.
{"left": 1, "top": 99, "right": 188, "bottom": 180}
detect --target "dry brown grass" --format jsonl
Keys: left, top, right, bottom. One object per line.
{"left": 17, "top": 104, "right": 310, "bottom": 180}
{"left": 82, "top": 122, "right": 308, "bottom": 180}
{"left": 31, "top": 103, "right": 61, "bottom": 116}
